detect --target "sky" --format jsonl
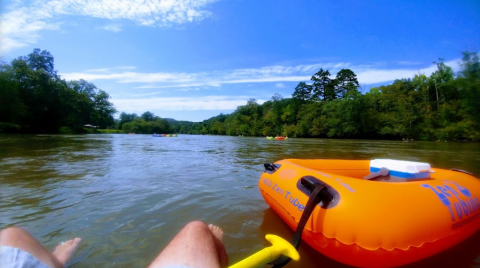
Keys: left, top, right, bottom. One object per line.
{"left": 1, "top": 0, "right": 479, "bottom": 122}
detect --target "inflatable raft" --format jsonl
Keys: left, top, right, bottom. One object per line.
{"left": 266, "top": 136, "right": 288, "bottom": 140}
{"left": 258, "top": 159, "right": 480, "bottom": 267}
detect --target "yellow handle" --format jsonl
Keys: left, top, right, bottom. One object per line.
{"left": 229, "top": 234, "right": 299, "bottom": 268}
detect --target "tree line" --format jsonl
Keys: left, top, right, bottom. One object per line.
{"left": 0, "top": 49, "right": 117, "bottom": 133}
{"left": 1, "top": 49, "right": 479, "bottom": 141}
{"left": 168, "top": 52, "right": 480, "bottom": 141}
{"left": 118, "top": 111, "right": 172, "bottom": 134}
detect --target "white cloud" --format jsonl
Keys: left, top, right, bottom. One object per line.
{"left": 60, "top": 59, "right": 462, "bottom": 89}
{"left": 0, "top": 0, "right": 219, "bottom": 53}
{"left": 223, "top": 63, "right": 348, "bottom": 78}
{"left": 179, "top": 88, "right": 200, "bottom": 91}
{"left": 59, "top": 59, "right": 463, "bottom": 116}
{"left": 0, "top": 7, "right": 61, "bottom": 52}
{"left": 84, "top": 66, "right": 136, "bottom": 72}
{"left": 397, "top": 61, "right": 423, "bottom": 66}
{"left": 98, "top": 24, "right": 122, "bottom": 32}
{"left": 355, "top": 59, "right": 460, "bottom": 84}
{"left": 112, "top": 96, "right": 262, "bottom": 112}
{"left": 62, "top": 71, "right": 197, "bottom": 83}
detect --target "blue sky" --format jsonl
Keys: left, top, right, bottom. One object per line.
{"left": 1, "top": 0, "right": 479, "bottom": 122}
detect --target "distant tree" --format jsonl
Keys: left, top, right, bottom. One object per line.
{"left": 335, "top": 69, "right": 360, "bottom": 98}
{"left": 10, "top": 49, "right": 63, "bottom": 132}
{"left": 272, "top": 93, "right": 284, "bottom": 101}
{"left": 296, "top": 102, "right": 324, "bottom": 136}
{"left": 68, "top": 79, "right": 97, "bottom": 100}
{"left": 119, "top": 112, "right": 137, "bottom": 129}
{"left": 0, "top": 48, "right": 124, "bottom": 133}
{"left": 431, "top": 58, "right": 456, "bottom": 109}
{"left": 0, "top": 64, "right": 25, "bottom": 130}
{"left": 63, "top": 80, "right": 98, "bottom": 126}
{"left": 141, "top": 111, "right": 155, "bottom": 121}
{"left": 292, "top": 82, "right": 312, "bottom": 101}
{"left": 412, "top": 73, "right": 435, "bottom": 139}
{"left": 92, "top": 90, "right": 117, "bottom": 128}
{"left": 311, "top": 69, "right": 335, "bottom": 101}
{"left": 26, "top": 48, "right": 55, "bottom": 75}
{"left": 458, "top": 51, "right": 480, "bottom": 126}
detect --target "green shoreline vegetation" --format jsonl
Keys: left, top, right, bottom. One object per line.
{"left": 1, "top": 49, "right": 479, "bottom": 141}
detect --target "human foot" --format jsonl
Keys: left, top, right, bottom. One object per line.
{"left": 52, "top": 238, "right": 81, "bottom": 267}
{"left": 208, "top": 224, "right": 223, "bottom": 242}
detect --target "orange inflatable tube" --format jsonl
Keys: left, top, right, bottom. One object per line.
{"left": 258, "top": 159, "right": 480, "bottom": 267}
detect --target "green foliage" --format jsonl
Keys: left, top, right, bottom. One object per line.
{"left": 95, "top": 129, "right": 126, "bottom": 134}
{"left": 59, "top": 126, "right": 76, "bottom": 134}
{"left": 458, "top": 52, "right": 480, "bottom": 126}
{"left": 166, "top": 52, "right": 480, "bottom": 141}
{"left": 141, "top": 111, "right": 155, "bottom": 121}
{"left": 119, "top": 112, "right": 137, "bottom": 129}
{"left": 121, "top": 116, "right": 172, "bottom": 134}
{"left": 0, "top": 122, "right": 21, "bottom": 132}
{"left": 4, "top": 49, "right": 479, "bottom": 141}
{"left": 292, "top": 82, "right": 312, "bottom": 102}
{"left": 0, "top": 66, "right": 26, "bottom": 126}
{"left": 335, "top": 69, "right": 360, "bottom": 98}
{"left": 92, "top": 90, "right": 116, "bottom": 128}
{"left": 311, "top": 68, "right": 334, "bottom": 101}
{"left": 0, "top": 49, "right": 117, "bottom": 133}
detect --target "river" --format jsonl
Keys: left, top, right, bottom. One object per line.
{"left": 1, "top": 134, "right": 480, "bottom": 268}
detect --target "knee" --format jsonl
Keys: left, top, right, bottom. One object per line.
{"left": 0, "top": 226, "right": 25, "bottom": 238}
{"left": 184, "top": 221, "right": 209, "bottom": 232}
{"left": 0, "top": 227, "right": 28, "bottom": 245}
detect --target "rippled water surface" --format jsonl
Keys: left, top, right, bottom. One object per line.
{"left": 1, "top": 134, "right": 480, "bottom": 267}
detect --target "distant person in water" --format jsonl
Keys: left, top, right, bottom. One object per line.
{"left": 0, "top": 221, "right": 227, "bottom": 268}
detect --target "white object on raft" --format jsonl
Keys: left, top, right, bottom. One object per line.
{"left": 370, "top": 159, "right": 432, "bottom": 179}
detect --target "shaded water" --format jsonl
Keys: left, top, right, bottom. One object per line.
{"left": 1, "top": 134, "right": 480, "bottom": 267}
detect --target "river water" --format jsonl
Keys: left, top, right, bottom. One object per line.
{"left": 1, "top": 134, "right": 480, "bottom": 268}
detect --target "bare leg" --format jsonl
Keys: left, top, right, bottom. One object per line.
{"left": 207, "top": 224, "right": 228, "bottom": 267}
{"left": 148, "top": 221, "right": 228, "bottom": 268}
{"left": 0, "top": 227, "right": 81, "bottom": 268}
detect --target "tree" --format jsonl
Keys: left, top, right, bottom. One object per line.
{"left": 272, "top": 93, "right": 284, "bottom": 101}
{"left": 0, "top": 49, "right": 123, "bottom": 133}
{"left": 311, "top": 69, "right": 335, "bottom": 101}
{"left": 119, "top": 112, "right": 137, "bottom": 129}
{"left": 63, "top": 80, "right": 98, "bottom": 127}
{"left": 412, "top": 73, "right": 435, "bottom": 139}
{"left": 292, "top": 82, "right": 312, "bottom": 102}
{"left": 335, "top": 69, "right": 360, "bottom": 98}
{"left": 141, "top": 111, "right": 155, "bottom": 121}
{"left": 431, "top": 59, "right": 456, "bottom": 109}
{"left": 458, "top": 51, "right": 480, "bottom": 126}
{"left": 11, "top": 49, "right": 63, "bottom": 132}
{"left": 68, "top": 79, "right": 97, "bottom": 100}
{"left": 92, "top": 90, "right": 117, "bottom": 128}
{"left": 26, "top": 48, "right": 55, "bottom": 75}
{"left": 377, "top": 81, "right": 419, "bottom": 139}
{"left": 0, "top": 64, "right": 25, "bottom": 130}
